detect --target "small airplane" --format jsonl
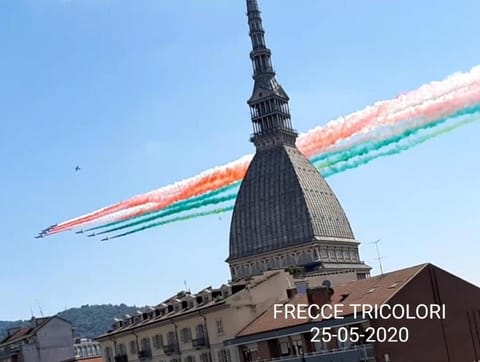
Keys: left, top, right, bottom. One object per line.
{"left": 75, "top": 166, "right": 80, "bottom": 172}
{"left": 101, "top": 236, "right": 109, "bottom": 241}
{"left": 75, "top": 229, "right": 84, "bottom": 234}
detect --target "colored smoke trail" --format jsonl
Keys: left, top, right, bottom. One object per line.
{"left": 101, "top": 114, "right": 478, "bottom": 239}
{"left": 83, "top": 182, "right": 241, "bottom": 233}
{"left": 42, "top": 65, "right": 480, "bottom": 237}
{"left": 319, "top": 113, "right": 480, "bottom": 178}
{"left": 89, "top": 109, "right": 480, "bottom": 239}
{"left": 297, "top": 65, "right": 480, "bottom": 157}
{"left": 313, "top": 103, "right": 480, "bottom": 168}
{"left": 48, "top": 155, "right": 252, "bottom": 235}
{"left": 93, "top": 193, "right": 237, "bottom": 236}
{"left": 104, "top": 206, "right": 235, "bottom": 241}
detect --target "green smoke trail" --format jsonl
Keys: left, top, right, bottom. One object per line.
{"left": 94, "top": 107, "right": 480, "bottom": 240}
{"left": 85, "top": 181, "right": 240, "bottom": 232}
{"left": 106, "top": 205, "right": 235, "bottom": 240}
{"left": 94, "top": 192, "right": 237, "bottom": 235}
{"left": 318, "top": 113, "right": 480, "bottom": 178}
{"left": 311, "top": 103, "right": 480, "bottom": 166}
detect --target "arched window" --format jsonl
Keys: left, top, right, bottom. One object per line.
{"left": 129, "top": 340, "right": 137, "bottom": 354}
{"left": 141, "top": 337, "right": 151, "bottom": 351}
{"left": 185, "top": 356, "right": 196, "bottom": 362}
{"left": 167, "top": 331, "right": 176, "bottom": 345}
{"left": 104, "top": 347, "right": 113, "bottom": 362}
{"left": 195, "top": 324, "right": 205, "bottom": 338}
{"left": 180, "top": 328, "right": 191, "bottom": 343}
{"left": 153, "top": 334, "right": 163, "bottom": 350}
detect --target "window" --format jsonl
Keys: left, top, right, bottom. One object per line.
{"left": 118, "top": 343, "right": 126, "bottom": 355}
{"left": 104, "top": 347, "right": 113, "bottom": 362}
{"left": 180, "top": 328, "right": 192, "bottom": 343}
{"left": 280, "top": 342, "right": 289, "bottom": 355}
{"left": 167, "top": 331, "right": 176, "bottom": 345}
{"left": 185, "top": 356, "right": 195, "bottom": 362}
{"left": 217, "top": 349, "right": 231, "bottom": 362}
{"left": 195, "top": 324, "right": 205, "bottom": 338}
{"left": 129, "top": 340, "right": 137, "bottom": 354}
{"left": 292, "top": 339, "right": 303, "bottom": 355}
{"left": 216, "top": 319, "right": 224, "bottom": 336}
{"left": 141, "top": 337, "right": 151, "bottom": 351}
{"left": 200, "top": 353, "right": 210, "bottom": 362}
{"left": 153, "top": 334, "right": 163, "bottom": 349}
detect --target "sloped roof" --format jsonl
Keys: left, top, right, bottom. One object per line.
{"left": 236, "top": 263, "right": 427, "bottom": 337}
{"left": 0, "top": 317, "right": 61, "bottom": 346}
{"left": 229, "top": 144, "right": 356, "bottom": 261}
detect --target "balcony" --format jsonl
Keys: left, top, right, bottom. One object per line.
{"left": 192, "top": 337, "right": 207, "bottom": 348}
{"left": 0, "top": 346, "right": 20, "bottom": 359}
{"left": 114, "top": 354, "right": 128, "bottom": 362}
{"left": 256, "top": 344, "right": 375, "bottom": 362}
{"left": 162, "top": 343, "right": 179, "bottom": 355}
{"left": 138, "top": 349, "right": 152, "bottom": 360}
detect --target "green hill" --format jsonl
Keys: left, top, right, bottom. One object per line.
{"left": 0, "top": 304, "right": 139, "bottom": 340}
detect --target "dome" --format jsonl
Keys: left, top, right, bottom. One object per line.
{"left": 228, "top": 144, "right": 356, "bottom": 261}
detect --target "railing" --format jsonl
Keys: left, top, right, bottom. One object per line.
{"left": 192, "top": 337, "right": 207, "bottom": 348}
{"left": 0, "top": 346, "right": 19, "bottom": 359}
{"left": 253, "top": 344, "right": 375, "bottom": 362}
{"left": 138, "top": 349, "right": 153, "bottom": 359}
{"left": 163, "top": 343, "right": 179, "bottom": 355}
{"left": 115, "top": 354, "right": 128, "bottom": 362}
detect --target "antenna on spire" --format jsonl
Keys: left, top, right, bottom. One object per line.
{"left": 367, "top": 239, "right": 384, "bottom": 276}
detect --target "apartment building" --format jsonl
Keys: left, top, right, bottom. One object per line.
{"left": 226, "top": 263, "right": 480, "bottom": 362}
{"left": 0, "top": 316, "right": 74, "bottom": 362}
{"left": 96, "top": 270, "right": 295, "bottom": 362}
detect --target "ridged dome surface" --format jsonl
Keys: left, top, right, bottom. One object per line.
{"left": 228, "top": 144, "right": 355, "bottom": 261}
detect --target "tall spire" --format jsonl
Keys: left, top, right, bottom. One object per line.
{"left": 246, "top": 0, "right": 297, "bottom": 149}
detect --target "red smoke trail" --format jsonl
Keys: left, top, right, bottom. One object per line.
{"left": 304, "top": 81, "right": 480, "bottom": 157}
{"left": 48, "top": 156, "right": 252, "bottom": 234}
{"left": 297, "top": 67, "right": 480, "bottom": 156}
{"left": 46, "top": 66, "right": 480, "bottom": 235}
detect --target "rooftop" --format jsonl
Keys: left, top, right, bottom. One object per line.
{"left": 236, "top": 263, "right": 428, "bottom": 337}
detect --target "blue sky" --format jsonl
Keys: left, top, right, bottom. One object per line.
{"left": 1, "top": 0, "right": 479, "bottom": 321}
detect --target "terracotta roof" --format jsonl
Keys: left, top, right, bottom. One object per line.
{"left": 0, "top": 317, "right": 56, "bottom": 346}
{"left": 75, "top": 357, "right": 103, "bottom": 362}
{"left": 97, "top": 272, "right": 280, "bottom": 340}
{"left": 237, "top": 263, "right": 427, "bottom": 337}
{"left": 96, "top": 298, "right": 226, "bottom": 339}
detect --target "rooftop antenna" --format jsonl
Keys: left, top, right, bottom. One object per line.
{"left": 36, "top": 300, "right": 44, "bottom": 317}
{"left": 184, "top": 280, "right": 190, "bottom": 293}
{"left": 368, "top": 239, "right": 384, "bottom": 276}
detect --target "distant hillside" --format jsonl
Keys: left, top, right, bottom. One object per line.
{"left": 0, "top": 304, "right": 139, "bottom": 340}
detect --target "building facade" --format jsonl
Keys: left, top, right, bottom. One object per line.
{"left": 0, "top": 316, "right": 75, "bottom": 362}
{"left": 227, "top": 0, "right": 370, "bottom": 281}
{"left": 74, "top": 338, "right": 102, "bottom": 360}
{"left": 96, "top": 271, "right": 295, "bottom": 362}
{"left": 226, "top": 263, "right": 480, "bottom": 362}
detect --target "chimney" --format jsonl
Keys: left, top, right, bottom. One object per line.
{"left": 286, "top": 287, "right": 297, "bottom": 299}
{"left": 306, "top": 285, "right": 334, "bottom": 306}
